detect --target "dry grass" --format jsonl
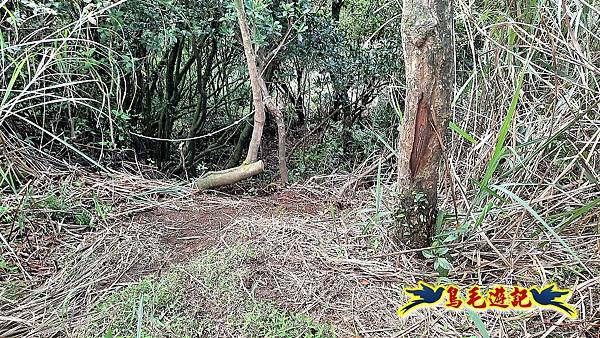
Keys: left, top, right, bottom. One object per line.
{"left": 1, "top": 0, "right": 600, "bottom": 337}
{"left": 1, "top": 180, "right": 598, "bottom": 337}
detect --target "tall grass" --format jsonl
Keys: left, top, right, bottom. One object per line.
{"left": 447, "top": 0, "right": 599, "bottom": 238}
{"left": 0, "top": 0, "right": 129, "bottom": 176}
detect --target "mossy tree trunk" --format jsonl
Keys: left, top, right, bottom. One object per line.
{"left": 396, "top": 0, "right": 454, "bottom": 249}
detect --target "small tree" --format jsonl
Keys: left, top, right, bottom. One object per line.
{"left": 195, "top": 0, "right": 291, "bottom": 189}
{"left": 396, "top": 0, "right": 455, "bottom": 249}
{"left": 195, "top": 0, "right": 265, "bottom": 189}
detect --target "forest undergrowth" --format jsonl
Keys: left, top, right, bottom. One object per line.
{"left": 1, "top": 0, "right": 599, "bottom": 337}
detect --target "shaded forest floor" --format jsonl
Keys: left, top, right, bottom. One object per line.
{"left": 1, "top": 174, "right": 599, "bottom": 337}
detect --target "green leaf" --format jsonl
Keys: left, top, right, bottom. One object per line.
{"left": 437, "top": 247, "right": 449, "bottom": 256}
{"left": 443, "top": 233, "right": 458, "bottom": 243}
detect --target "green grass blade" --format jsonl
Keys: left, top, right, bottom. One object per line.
{"left": 492, "top": 184, "right": 585, "bottom": 268}
{"left": 390, "top": 88, "right": 404, "bottom": 121}
{"left": 549, "top": 197, "right": 600, "bottom": 236}
{"left": 0, "top": 29, "right": 6, "bottom": 64}
{"left": 466, "top": 308, "right": 490, "bottom": 338}
{"left": 474, "top": 201, "right": 494, "bottom": 229}
{"left": 500, "top": 111, "right": 585, "bottom": 179}
{"left": 453, "top": 71, "right": 475, "bottom": 106}
{"left": 449, "top": 121, "right": 476, "bottom": 144}
{"left": 480, "top": 68, "right": 526, "bottom": 188}
{"left": 368, "top": 124, "right": 398, "bottom": 156}
{"left": 0, "top": 164, "right": 18, "bottom": 194}
{"left": 2, "top": 58, "right": 27, "bottom": 107}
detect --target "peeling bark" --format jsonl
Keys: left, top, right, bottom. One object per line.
{"left": 396, "top": 0, "right": 454, "bottom": 249}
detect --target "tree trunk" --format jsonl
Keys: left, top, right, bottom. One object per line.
{"left": 183, "top": 29, "right": 218, "bottom": 170}
{"left": 330, "top": 0, "right": 353, "bottom": 151}
{"left": 196, "top": 161, "right": 264, "bottom": 190}
{"left": 194, "top": 0, "right": 265, "bottom": 190}
{"left": 235, "top": 0, "right": 266, "bottom": 164}
{"left": 227, "top": 119, "right": 253, "bottom": 168}
{"left": 258, "top": 78, "right": 289, "bottom": 185}
{"left": 332, "top": 0, "right": 343, "bottom": 22}
{"left": 395, "top": 0, "right": 454, "bottom": 249}
{"left": 294, "top": 68, "right": 305, "bottom": 127}
{"left": 157, "top": 38, "right": 181, "bottom": 164}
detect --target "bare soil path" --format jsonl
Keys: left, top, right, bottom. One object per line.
{"left": 2, "top": 183, "right": 598, "bottom": 337}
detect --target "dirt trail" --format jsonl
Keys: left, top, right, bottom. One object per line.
{"left": 115, "top": 188, "right": 416, "bottom": 336}
{"left": 129, "top": 189, "right": 330, "bottom": 276}
{"left": 4, "top": 185, "right": 598, "bottom": 338}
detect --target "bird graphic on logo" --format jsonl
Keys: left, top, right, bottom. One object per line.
{"left": 397, "top": 281, "right": 445, "bottom": 316}
{"left": 530, "top": 284, "right": 577, "bottom": 318}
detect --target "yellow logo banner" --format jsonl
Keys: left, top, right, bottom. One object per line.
{"left": 397, "top": 281, "right": 577, "bottom": 318}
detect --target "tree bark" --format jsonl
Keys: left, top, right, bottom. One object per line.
{"left": 235, "top": 0, "right": 266, "bottom": 164}
{"left": 396, "top": 0, "right": 454, "bottom": 249}
{"left": 196, "top": 160, "right": 264, "bottom": 190}
{"left": 258, "top": 78, "right": 289, "bottom": 185}
{"left": 294, "top": 68, "right": 305, "bottom": 126}
{"left": 156, "top": 38, "right": 181, "bottom": 164}
{"left": 193, "top": 0, "right": 266, "bottom": 190}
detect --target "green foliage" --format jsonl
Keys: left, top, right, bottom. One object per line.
{"left": 93, "top": 193, "right": 112, "bottom": 222}
{"left": 36, "top": 183, "right": 100, "bottom": 228}
{"left": 0, "top": 279, "right": 26, "bottom": 302}
{"left": 2, "top": 0, "right": 407, "bottom": 175}
{"left": 290, "top": 113, "right": 393, "bottom": 180}
{"left": 480, "top": 68, "right": 526, "bottom": 190}
{"left": 0, "top": 178, "right": 116, "bottom": 248}
{"left": 0, "top": 255, "right": 18, "bottom": 273}
{"left": 291, "top": 124, "right": 345, "bottom": 180}
{"left": 0, "top": 163, "right": 20, "bottom": 194}
{"left": 423, "top": 231, "right": 456, "bottom": 277}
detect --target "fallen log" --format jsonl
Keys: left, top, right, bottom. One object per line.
{"left": 195, "top": 160, "right": 264, "bottom": 190}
